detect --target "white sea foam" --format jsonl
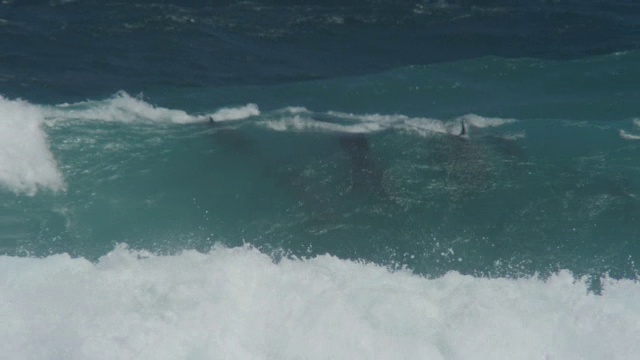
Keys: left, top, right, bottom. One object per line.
{"left": 626, "top": 118, "right": 640, "bottom": 138}
{"left": 264, "top": 110, "right": 406, "bottom": 134}
{"left": 397, "top": 113, "right": 515, "bottom": 138}
{"left": 501, "top": 131, "right": 527, "bottom": 140}
{"left": 262, "top": 110, "right": 513, "bottom": 137}
{"left": 47, "top": 92, "right": 258, "bottom": 124}
{"left": 279, "top": 106, "right": 310, "bottom": 115}
{"left": 327, "top": 111, "right": 410, "bottom": 124}
{"left": 261, "top": 115, "right": 383, "bottom": 134}
{"left": 208, "top": 103, "right": 260, "bottom": 123}
{"left": 44, "top": 94, "right": 504, "bottom": 137}
{"left": 48, "top": 91, "right": 195, "bottom": 123}
{"left": 2, "top": 244, "right": 640, "bottom": 360}
{"left": 0, "top": 96, "right": 65, "bottom": 195}
{"left": 619, "top": 130, "right": 640, "bottom": 140}
{"left": 456, "top": 113, "right": 516, "bottom": 128}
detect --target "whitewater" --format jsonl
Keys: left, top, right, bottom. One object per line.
{"left": 3, "top": 245, "right": 640, "bottom": 360}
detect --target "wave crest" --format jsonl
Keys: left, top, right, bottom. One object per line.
{"left": 0, "top": 96, "right": 65, "bottom": 195}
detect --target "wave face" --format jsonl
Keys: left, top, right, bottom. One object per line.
{"left": 1, "top": 64, "right": 639, "bottom": 278}
{"left": 1, "top": 1, "right": 640, "bottom": 358}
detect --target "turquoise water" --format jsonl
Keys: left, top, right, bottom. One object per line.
{"left": 2, "top": 1, "right": 640, "bottom": 358}
{"left": 3, "top": 54, "right": 639, "bottom": 279}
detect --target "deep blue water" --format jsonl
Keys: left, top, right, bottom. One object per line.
{"left": 2, "top": 1, "right": 640, "bottom": 358}
{"left": 2, "top": 0, "right": 639, "bottom": 101}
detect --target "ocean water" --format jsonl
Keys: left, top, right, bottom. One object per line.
{"left": 1, "top": 1, "right": 640, "bottom": 358}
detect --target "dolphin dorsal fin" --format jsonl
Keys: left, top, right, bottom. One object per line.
{"left": 459, "top": 120, "right": 466, "bottom": 136}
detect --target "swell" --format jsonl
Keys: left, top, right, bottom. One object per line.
{"left": 1, "top": 1, "right": 639, "bottom": 101}
{"left": 147, "top": 51, "right": 640, "bottom": 121}
{"left": 1, "top": 52, "right": 639, "bottom": 278}
{"left": 1, "top": 88, "right": 639, "bottom": 280}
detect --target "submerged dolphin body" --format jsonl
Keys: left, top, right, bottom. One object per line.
{"left": 207, "top": 115, "right": 255, "bottom": 154}
{"left": 453, "top": 120, "right": 526, "bottom": 161}
{"left": 337, "top": 133, "right": 386, "bottom": 197}
{"left": 482, "top": 135, "right": 527, "bottom": 162}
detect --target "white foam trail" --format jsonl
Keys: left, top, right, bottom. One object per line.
{"left": 47, "top": 91, "right": 259, "bottom": 124}
{"left": 620, "top": 130, "right": 640, "bottom": 140}
{"left": 2, "top": 244, "right": 640, "bottom": 360}
{"left": 279, "top": 106, "right": 311, "bottom": 115}
{"left": 457, "top": 114, "right": 515, "bottom": 128}
{"left": 208, "top": 103, "right": 260, "bottom": 122}
{"left": 274, "top": 108, "right": 515, "bottom": 137}
{"left": 392, "top": 113, "right": 515, "bottom": 137}
{"left": 261, "top": 115, "right": 383, "bottom": 134}
{"left": 327, "top": 111, "right": 410, "bottom": 124}
{"left": 501, "top": 131, "right": 526, "bottom": 140}
{"left": 48, "top": 91, "right": 195, "bottom": 123}
{"left": 620, "top": 117, "right": 640, "bottom": 140}
{"left": 0, "top": 96, "right": 65, "bottom": 195}
{"left": 397, "top": 113, "right": 515, "bottom": 137}
{"left": 399, "top": 117, "right": 455, "bottom": 137}
{"left": 261, "top": 110, "right": 491, "bottom": 137}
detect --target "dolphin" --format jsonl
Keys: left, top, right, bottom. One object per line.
{"left": 459, "top": 120, "right": 467, "bottom": 137}
{"left": 207, "top": 115, "right": 255, "bottom": 154}
{"left": 337, "top": 133, "right": 386, "bottom": 196}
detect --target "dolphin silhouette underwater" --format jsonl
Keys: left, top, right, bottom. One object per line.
{"left": 337, "top": 133, "right": 386, "bottom": 196}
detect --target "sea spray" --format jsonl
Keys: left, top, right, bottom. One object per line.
{"left": 0, "top": 96, "right": 65, "bottom": 195}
